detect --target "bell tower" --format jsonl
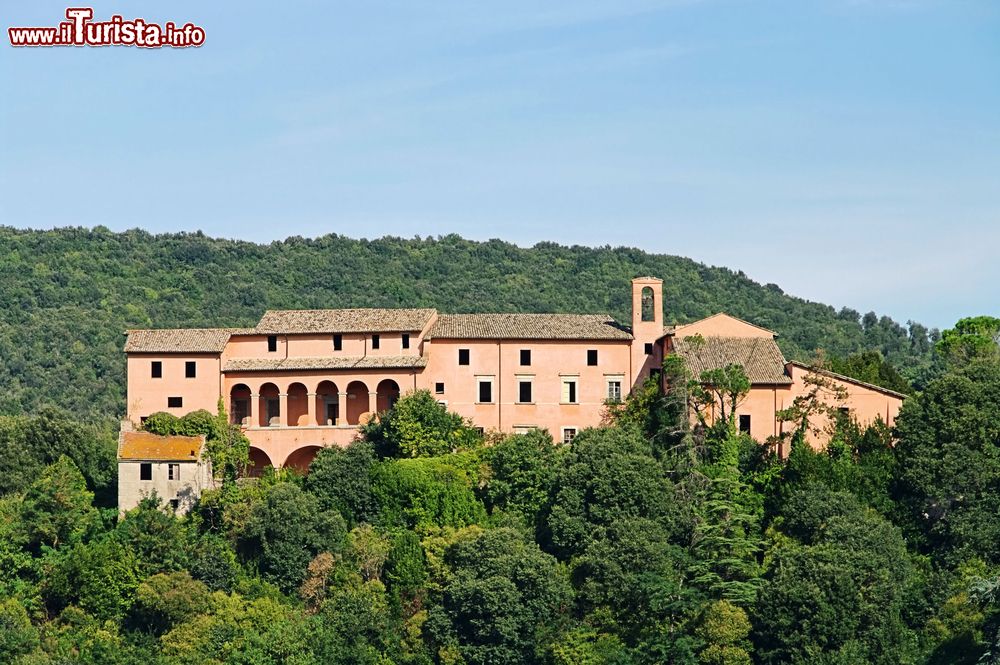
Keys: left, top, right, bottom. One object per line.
{"left": 631, "top": 276, "right": 664, "bottom": 387}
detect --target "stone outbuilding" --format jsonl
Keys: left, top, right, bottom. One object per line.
{"left": 117, "top": 429, "right": 214, "bottom": 515}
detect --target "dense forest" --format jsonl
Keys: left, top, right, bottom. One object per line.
{"left": 0, "top": 226, "right": 934, "bottom": 421}
{"left": 3, "top": 326, "right": 1000, "bottom": 663}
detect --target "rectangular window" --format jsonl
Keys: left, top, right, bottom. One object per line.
{"left": 169, "top": 498, "right": 179, "bottom": 511}
{"left": 402, "top": 333, "right": 410, "bottom": 349}
{"left": 562, "top": 428, "right": 577, "bottom": 444}
{"left": 478, "top": 379, "right": 493, "bottom": 404}
{"left": 167, "top": 396, "right": 183, "bottom": 408}
{"left": 267, "top": 335, "right": 277, "bottom": 352}
{"left": 520, "top": 349, "right": 531, "bottom": 366}
{"left": 561, "top": 378, "right": 578, "bottom": 404}
{"left": 587, "top": 349, "right": 598, "bottom": 366}
{"left": 151, "top": 361, "right": 162, "bottom": 378}
{"left": 185, "top": 361, "right": 196, "bottom": 378}
{"left": 333, "top": 334, "right": 343, "bottom": 351}
{"left": 644, "top": 342, "right": 654, "bottom": 355}
{"left": 140, "top": 463, "right": 152, "bottom": 481}
{"left": 607, "top": 380, "right": 622, "bottom": 402}
{"left": 168, "top": 463, "right": 180, "bottom": 480}
{"left": 435, "top": 382, "right": 445, "bottom": 394}
{"left": 458, "top": 349, "right": 470, "bottom": 365}
{"left": 518, "top": 380, "right": 533, "bottom": 404}
{"left": 739, "top": 414, "right": 751, "bottom": 434}
{"left": 513, "top": 425, "right": 536, "bottom": 435}
{"left": 371, "top": 334, "right": 380, "bottom": 349}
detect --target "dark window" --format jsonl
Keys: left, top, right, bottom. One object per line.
{"left": 371, "top": 334, "right": 380, "bottom": 349}
{"left": 185, "top": 361, "right": 196, "bottom": 378}
{"left": 402, "top": 333, "right": 410, "bottom": 349}
{"left": 564, "top": 380, "right": 577, "bottom": 404}
{"left": 739, "top": 414, "right": 751, "bottom": 434}
{"left": 267, "top": 335, "right": 277, "bottom": 352}
{"left": 587, "top": 350, "right": 598, "bottom": 366}
{"left": 518, "top": 381, "right": 532, "bottom": 404}
{"left": 474, "top": 427, "right": 485, "bottom": 436}
{"left": 641, "top": 286, "right": 655, "bottom": 322}
{"left": 168, "top": 463, "right": 180, "bottom": 480}
{"left": 168, "top": 396, "right": 183, "bottom": 408}
{"left": 140, "top": 463, "right": 152, "bottom": 481}
{"left": 435, "top": 382, "right": 445, "bottom": 394}
{"left": 520, "top": 349, "right": 531, "bottom": 366}
{"left": 644, "top": 343, "right": 653, "bottom": 355}
{"left": 151, "top": 361, "right": 162, "bottom": 378}
{"left": 169, "top": 498, "right": 179, "bottom": 511}
{"left": 563, "top": 428, "right": 577, "bottom": 444}
{"left": 458, "top": 349, "right": 470, "bottom": 365}
{"left": 333, "top": 334, "right": 342, "bottom": 351}
{"left": 479, "top": 381, "right": 493, "bottom": 403}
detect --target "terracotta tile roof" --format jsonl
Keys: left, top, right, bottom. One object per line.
{"left": 223, "top": 355, "right": 428, "bottom": 372}
{"left": 671, "top": 335, "right": 792, "bottom": 385}
{"left": 124, "top": 328, "right": 254, "bottom": 353}
{"left": 428, "top": 313, "right": 633, "bottom": 341}
{"left": 256, "top": 308, "right": 436, "bottom": 334}
{"left": 118, "top": 431, "right": 205, "bottom": 461}
{"left": 787, "top": 361, "right": 908, "bottom": 399}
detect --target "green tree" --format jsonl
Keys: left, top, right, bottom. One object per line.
{"left": 695, "top": 600, "right": 753, "bottom": 665}
{"left": 483, "top": 429, "right": 558, "bottom": 527}
{"left": 0, "top": 598, "right": 39, "bottom": 662}
{"left": 426, "top": 527, "right": 572, "bottom": 665}
{"left": 305, "top": 440, "right": 378, "bottom": 525}
{"left": 754, "top": 493, "right": 919, "bottom": 665}
{"left": 238, "top": 481, "right": 347, "bottom": 592}
{"left": 542, "top": 427, "right": 677, "bottom": 559}
{"left": 362, "top": 390, "right": 482, "bottom": 458}
{"left": 128, "top": 571, "right": 212, "bottom": 635}
{"left": 18, "top": 455, "right": 98, "bottom": 552}
{"left": 894, "top": 360, "right": 1000, "bottom": 563}
{"left": 936, "top": 316, "right": 1000, "bottom": 367}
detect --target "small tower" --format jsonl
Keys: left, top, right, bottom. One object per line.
{"left": 631, "top": 277, "right": 664, "bottom": 387}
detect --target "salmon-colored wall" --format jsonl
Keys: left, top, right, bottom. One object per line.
{"left": 126, "top": 354, "right": 222, "bottom": 422}
{"left": 674, "top": 314, "right": 774, "bottom": 339}
{"left": 224, "top": 332, "right": 424, "bottom": 360}
{"left": 784, "top": 363, "right": 902, "bottom": 449}
{"left": 419, "top": 338, "right": 633, "bottom": 436}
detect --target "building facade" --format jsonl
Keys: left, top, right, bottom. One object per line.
{"left": 124, "top": 277, "right": 904, "bottom": 475}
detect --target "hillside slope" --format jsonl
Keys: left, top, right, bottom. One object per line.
{"left": 0, "top": 226, "right": 933, "bottom": 421}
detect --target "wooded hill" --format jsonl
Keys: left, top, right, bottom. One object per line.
{"left": 0, "top": 226, "right": 933, "bottom": 421}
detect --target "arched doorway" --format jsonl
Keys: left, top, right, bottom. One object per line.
{"left": 284, "top": 445, "right": 322, "bottom": 474}
{"left": 287, "top": 382, "right": 308, "bottom": 426}
{"left": 345, "top": 380, "right": 369, "bottom": 425}
{"left": 245, "top": 447, "right": 273, "bottom": 478}
{"left": 230, "top": 384, "right": 251, "bottom": 425}
{"left": 316, "top": 380, "right": 339, "bottom": 426}
{"left": 376, "top": 379, "right": 401, "bottom": 413}
{"left": 259, "top": 383, "right": 280, "bottom": 427}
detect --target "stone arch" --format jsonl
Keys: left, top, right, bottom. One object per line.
{"left": 230, "top": 383, "right": 252, "bottom": 425}
{"left": 376, "top": 379, "right": 401, "bottom": 413}
{"left": 345, "top": 380, "right": 369, "bottom": 426}
{"left": 317, "top": 380, "right": 340, "bottom": 426}
{"left": 286, "top": 382, "right": 309, "bottom": 426}
{"left": 245, "top": 446, "right": 273, "bottom": 478}
{"left": 284, "top": 445, "right": 323, "bottom": 474}
{"left": 259, "top": 382, "right": 280, "bottom": 427}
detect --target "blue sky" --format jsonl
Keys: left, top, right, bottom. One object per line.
{"left": 2, "top": 1, "right": 998, "bottom": 330}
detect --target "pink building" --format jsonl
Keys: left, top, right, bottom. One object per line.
{"left": 124, "top": 277, "right": 904, "bottom": 474}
